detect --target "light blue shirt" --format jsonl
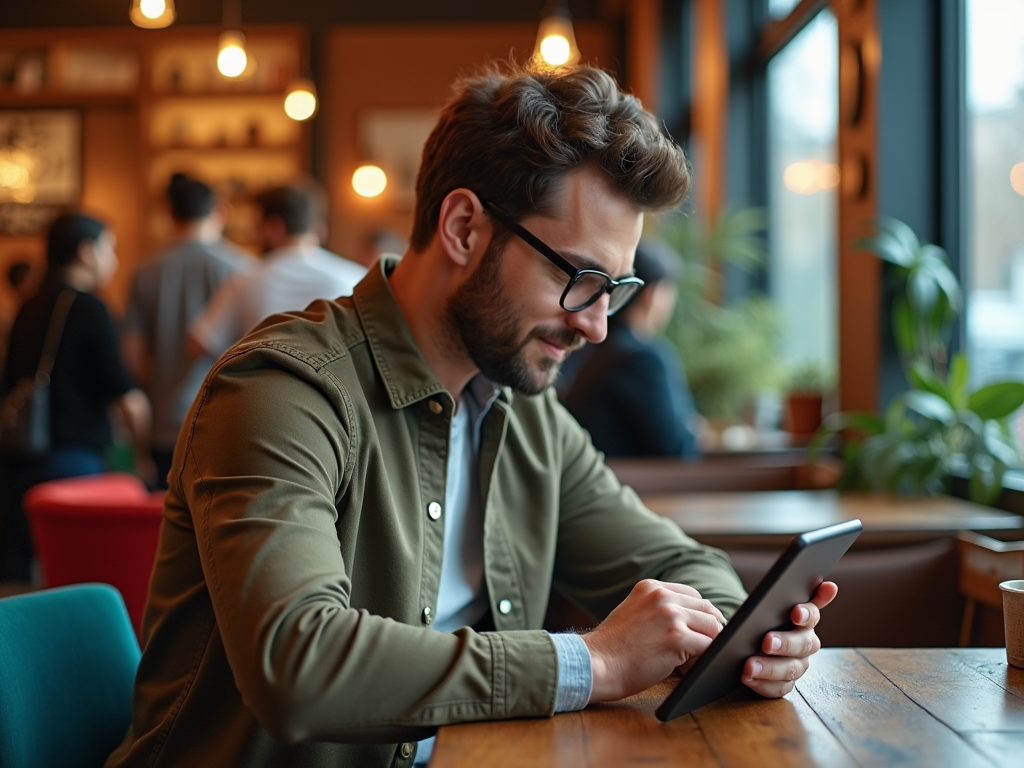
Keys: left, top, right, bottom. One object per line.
{"left": 414, "top": 377, "right": 592, "bottom": 765}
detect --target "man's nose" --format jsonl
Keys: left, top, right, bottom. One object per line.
{"left": 566, "top": 295, "right": 609, "bottom": 344}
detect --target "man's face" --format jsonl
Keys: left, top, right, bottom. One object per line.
{"left": 445, "top": 165, "right": 643, "bottom": 395}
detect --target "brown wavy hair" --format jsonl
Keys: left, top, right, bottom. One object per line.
{"left": 410, "top": 63, "right": 691, "bottom": 251}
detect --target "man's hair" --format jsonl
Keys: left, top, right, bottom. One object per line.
{"left": 167, "top": 173, "right": 216, "bottom": 222}
{"left": 411, "top": 63, "right": 691, "bottom": 251}
{"left": 256, "top": 186, "right": 316, "bottom": 235}
{"left": 46, "top": 212, "right": 106, "bottom": 270}
{"left": 6, "top": 260, "right": 31, "bottom": 290}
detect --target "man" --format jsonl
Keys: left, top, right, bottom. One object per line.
{"left": 563, "top": 237, "right": 701, "bottom": 457}
{"left": 189, "top": 184, "right": 367, "bottom": 359}
{"left": 106, "top": 64, "right": 835, "bottom": 768}
{"left": 123, "top": 173, "right": 247, "bottom": 487}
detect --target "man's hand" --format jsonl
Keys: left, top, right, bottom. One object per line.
{"left": 742, "top": 581, "right": 838, "bottom": 698}
{"left": 581, "top": 579, "right": 725, "bottom": 703}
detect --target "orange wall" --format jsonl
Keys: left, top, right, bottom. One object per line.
{"left": 81, "top": 107, "right": 142, "bottom": 316}
{"left": 322, "top": 23, "right": 616, "bottom": 263}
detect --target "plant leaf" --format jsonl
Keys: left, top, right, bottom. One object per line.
{"left": 903, "top": 390, "right": 956, "bottom": 424}
{"left": 909, "top": 361, "right": 951, "bottom": 403}
{"left": 907, "top": 266, "right": 940, "bottom": 314}
{"left": 947, "top": 353, "right": 969, "bottom": 409}
{"left": 983, "top": 420, "right": 1020, "bottom": 467}
{"left": 968, "top": 382, "right": 1024, "bottom": 420}
{"left": 892, "top": 299, "right": 917, "bottom": 360}
{"left": 855, "top": 233, "right": 914, "bottom": 267}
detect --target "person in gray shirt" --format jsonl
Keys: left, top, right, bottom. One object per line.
{"left": 122, "top": 173, "right": 248, "bottom": 488}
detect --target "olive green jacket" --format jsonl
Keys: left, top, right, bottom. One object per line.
{"left": 105, "top": 259, "right": 746, "bottom": 768}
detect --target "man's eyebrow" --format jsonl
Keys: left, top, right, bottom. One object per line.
{"left": 562, "top": 249, "right": 635, "bottom": 279}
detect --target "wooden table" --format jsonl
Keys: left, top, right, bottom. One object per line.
{"left": 433, "top": 648, "right": 1024, "bottom": 767}
{"left": 642, "top": 490, "right": 1024, "bottom": 547}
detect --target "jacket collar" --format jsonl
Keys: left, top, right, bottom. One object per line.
{"left": 352, "top": 256, "right": 454, "bottom": 410}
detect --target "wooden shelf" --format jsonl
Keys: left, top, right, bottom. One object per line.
{"left": 0, "top": 90, "right": 138, "bottom": 107}
{"left": 150, "top": 144, "right": 302, "bottom": 154}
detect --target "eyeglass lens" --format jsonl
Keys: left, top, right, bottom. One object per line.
{"left": 564, "top": 272, "right": 641, "bottom": 313}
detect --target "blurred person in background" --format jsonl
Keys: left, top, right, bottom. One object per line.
{"left": 189, "top": 184, "right": 367, "bottom": 360}
{"left": 562, "top": 237, "right": 700, "bottom": 458}
{"left": 0, "top": 213, "right": 151, "bottom": 581}
{"left": 122, "top": 173, "right": 248, "bottom": 488}
{"left": 0, "top": 259, "right": 38, "bottom": 368}
{"left": 356, "top": 228, "right": 407, "bottom": 267}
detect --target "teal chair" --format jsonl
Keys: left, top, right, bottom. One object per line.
{"left": 0, "top": 584, "right": 140, "bottom": 768}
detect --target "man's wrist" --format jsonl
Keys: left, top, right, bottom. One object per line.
{"left": 549, "top": 632, "right": 593, "bottom": 712}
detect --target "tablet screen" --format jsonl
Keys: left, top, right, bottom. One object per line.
{"left": 656, "top": 518, "right": 862, "bottom": 721}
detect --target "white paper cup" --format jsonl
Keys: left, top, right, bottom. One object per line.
{"left": 999, "top": 580, "right": 1024, "bottom": 668}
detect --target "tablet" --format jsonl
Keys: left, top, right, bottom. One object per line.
{"left": 656, "top": 518, "right": 862, "bottom": 722}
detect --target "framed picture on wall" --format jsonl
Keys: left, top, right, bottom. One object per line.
{"left": 0, "top": 109, "right": 82, "bottom": 235}
{"left": 357, "top": 107, "right": 437, "bottom": 211}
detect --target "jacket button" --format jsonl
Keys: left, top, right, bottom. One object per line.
{"left": 428, "top": 400, "right": 443, "bottom": 415}
{"left": 427, "top": 501, "right": 442, "bottom": 520}
{"left": 400, "top": 742, "right": 415, "bottom": 759}
{"left": 498, "top": 599, "right": 512, "bottom": 615}
{"left": 422, "top": 606, "right": 433, "bottom": 625}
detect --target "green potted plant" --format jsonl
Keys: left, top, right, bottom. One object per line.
{"left": 660, "top": 208, "right": 784, "bottom": 424}
{"left": 783, "top": 360, "right": 836, "bottom": 436}
{"left": 811, "top": 218, "right": 1024, "bottom": 504}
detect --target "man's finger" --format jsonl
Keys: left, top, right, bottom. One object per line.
{"left": 762, "top": 627, "right": 820, "bottom": 657}
{"left": 743, "top": 654, "right": 809, "bottom": 685}
{"left": 812, "top": 581, "right": 838, "bottom": 609}
{"left": 650, "top": 582, "right": 726, "bottom": 624}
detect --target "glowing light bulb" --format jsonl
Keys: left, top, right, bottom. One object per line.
{"left": 784, "top": 161, "right": 819, "bottom": 194}
{"left": 817, "top": 163, "right": 841, "bottom": 189}
{"left": 284, "top": 80, "right": 318, "bottom": 121}
{"left": 140, "top": 0, "right": 166, "bottom": 19}
{"left": 352, "top": 165, "right": 387, "bottom": 198}
{"left": 129, "top": 0, "right": 175, "bottom": 28}
{"left": 1011, "top": 162, "right": 1024, "bottom": 197}
{"left": 533, "top": 7, "right": 580, "bottom": 68}
{"left": 218, "top": 31, "right": 248, "bottom": 78}
{"left": 540, "top": 35, "right": 571, "bottom": 66}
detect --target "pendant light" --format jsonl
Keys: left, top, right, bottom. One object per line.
{"left": 284, "top": 78, "right": 318, "bottom": 121}
{"left": 534, "top": 0, "right": 581, "bottom": 68}
{"left": 217, "top": 0, "right": 250, "bottom": 79}
{"left": 129, "top": 0, "right": 175, "bottom": 29}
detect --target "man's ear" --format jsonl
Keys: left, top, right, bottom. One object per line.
{"left": 436, "top": 189, "right": 488, "bottom": 268}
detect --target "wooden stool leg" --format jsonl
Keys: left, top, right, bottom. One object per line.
{"left": 960, "top": 597, "right": 977, "bottom": 647}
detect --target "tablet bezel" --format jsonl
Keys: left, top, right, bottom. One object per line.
{"left": 655, "top": 518, "right": 863, "bottom": 722}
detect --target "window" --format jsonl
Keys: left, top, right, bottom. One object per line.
{"left": 766, "top": 9, "right": 839, "bottom": 372}
{"left": 965, "top": 0, "right": 1024, "bottom": 389}
{"left": 768, "top": 0, "right": 802, "bottom": 20}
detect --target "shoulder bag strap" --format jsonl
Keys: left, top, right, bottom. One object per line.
{"left": 35, "top": 289, "right": 77, "bottom": 382}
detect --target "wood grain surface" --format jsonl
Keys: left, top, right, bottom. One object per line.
{"left": 641, "top": 491, "right": 1023, "bottom": 547}
{"left": 432, "top": 648, "right": 1024, "bottom": 767}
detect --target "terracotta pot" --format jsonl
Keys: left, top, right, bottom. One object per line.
{"left": 784, "top": 392, "right": 823, "bottom": 436}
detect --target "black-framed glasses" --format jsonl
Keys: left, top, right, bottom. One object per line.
{"left": 482, "top": 200, "right": 644, "bottom": 316}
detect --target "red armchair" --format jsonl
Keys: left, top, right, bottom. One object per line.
{"left": 23, "top": 473, "right": 165, "bottom": 638}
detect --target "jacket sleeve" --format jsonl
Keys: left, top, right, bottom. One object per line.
{"left": 181, "top": 346, "right": 558, "bottom": 744}
{"left": 550, "top": 391, "right": 747, "bottom": 621}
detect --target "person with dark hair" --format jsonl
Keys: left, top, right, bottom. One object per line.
{"left": 122, "top": 173, "right": 247, "bottom": 487}
{"left": 6, "top": 260, "right": 34, "bottom": 300}
{"left": 1, "top": 259, "right": 37, "bottom": 368}
{"left": 0, "top": 213, "right": 151, "bottom": 581}
{"left": 562, "top": 237, "right": 701, "bottom": 457}
{"left": 106, "top": 64, "right": 834, "bottom": 768}
{"left": 188, "top": 183, "right": 366, "bottom": 359}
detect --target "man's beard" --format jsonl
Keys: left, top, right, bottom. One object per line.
{"left": 444, "top": 241, "right": 584, "bottom": 395}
